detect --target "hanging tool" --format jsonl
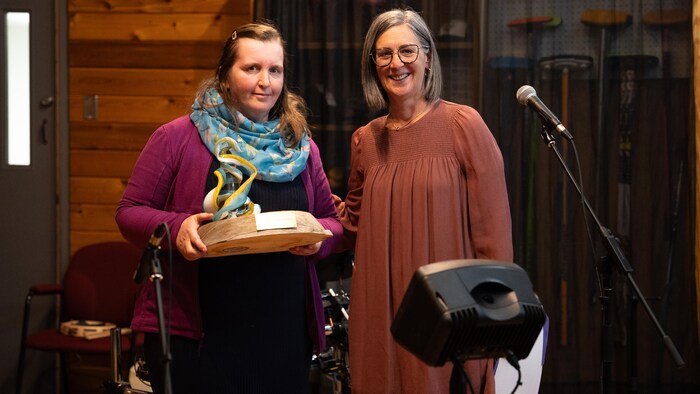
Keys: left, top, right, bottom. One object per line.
{"left": 508, "top": 14, "right": 561, "bottom": 270}
{"left": 538, "top": 54, "right": 592, "bottom": 347}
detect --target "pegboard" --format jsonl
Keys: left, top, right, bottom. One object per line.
{"left": 486, "top": 0, "right": 693, "bottom": 79}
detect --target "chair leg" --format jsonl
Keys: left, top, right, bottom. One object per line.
{"left": 16, "top": 291, "right": 33, "bottom": 394}
{"left": 15, "top": 346, "right": 25, "bottom": 394}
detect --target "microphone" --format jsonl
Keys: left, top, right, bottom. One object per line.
{"left": 133, "top": 222, "right": 166, "bottom": 284}
{"left": 516, "top": 85, "right": 574, "bottom": 141}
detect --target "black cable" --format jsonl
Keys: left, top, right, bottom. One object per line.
{"left": 164, "top": 223, "right": 174, "bottom": 394}
{"left": 505, "top": 350, "right": 522, "bottom": 394}
{"left": 450, "top": 356, "right": 475, "bottom": 394}
{"left": 164, "top": 223, "right": 173, "bottom": 368}
{"left": 569, "top": 140, "right": 603, "bottom": 304}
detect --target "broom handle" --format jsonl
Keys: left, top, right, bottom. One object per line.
{"left": 594, "top": 27, "right": 608, "bottom": 217}
{"left": 560, "top": 67, "right": 570, "bottom": 347}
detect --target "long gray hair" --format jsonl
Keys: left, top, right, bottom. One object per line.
{"left": 361, "top": 9, "right": 443, "bottom": 112}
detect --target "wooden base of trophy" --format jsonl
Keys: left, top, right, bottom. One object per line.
{"left": 198, "top": 210, "right": 332, "bottom": 257}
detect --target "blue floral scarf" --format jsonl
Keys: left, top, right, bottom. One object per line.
{"left": 191, "top": 88, "right": 310, "bottom": 220}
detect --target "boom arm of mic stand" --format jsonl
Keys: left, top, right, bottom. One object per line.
{"left": 540, "top": 125, "right": 685, "bottom": 368}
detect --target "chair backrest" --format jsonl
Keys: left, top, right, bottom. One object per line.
{"left": 62, "top": 241, "right": 142, "bottom": 327}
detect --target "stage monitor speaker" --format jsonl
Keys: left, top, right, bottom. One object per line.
{"left": 391, "top": 259, "right": 546, "bottom": 367}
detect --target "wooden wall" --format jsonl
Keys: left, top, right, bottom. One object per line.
{"left": 694, "top": 0, "right": 699, "bottom": 343}
{"left": 68, "top": 0, "right": 253, "bottom": 255}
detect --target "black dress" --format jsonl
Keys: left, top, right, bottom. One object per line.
{"left": 198, "top": 173, "right": 311, "bottom": 393}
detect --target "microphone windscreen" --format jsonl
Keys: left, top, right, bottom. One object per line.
{"left": 516, "top": 85, "right": 536, "bottom": 105}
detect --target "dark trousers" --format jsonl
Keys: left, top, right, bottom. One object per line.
{"left": 143, "top": 332, "right": 200, "bottom": 394}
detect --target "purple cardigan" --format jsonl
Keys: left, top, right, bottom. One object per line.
{"left": 116, "top": 115, "right": 342, "bottom": 352}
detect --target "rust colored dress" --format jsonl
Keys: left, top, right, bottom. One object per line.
{"left": 339, "top": 100, "right": 514, "bottom": 393}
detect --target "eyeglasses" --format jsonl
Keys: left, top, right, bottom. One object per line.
{"left": 370, "top": 44, "right": 426, "bottom": 67}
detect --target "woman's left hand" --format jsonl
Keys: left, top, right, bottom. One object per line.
{"left": 289, "top": 241, "right": 321, "bottom": 256}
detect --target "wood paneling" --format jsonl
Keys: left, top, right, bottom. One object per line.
{"left": 70, "top": 150, "right": 140, "bottom": 178}
{"left": 70, "top": 230, "right": 125, "bottom": 255}
{"left": 70, "top": 68, "right": 211, "bottom": 96}
{"left": 69, "top": 0, "right": 250, "bottom": 14}
{"left": 70, "top": 122, "right": 156, "bottom": 150}
{"left": 69, "top": 13, "right": 248, "bottom": 41}
{"left": 694, "top": 0, "right": 700, "bottom": 342}
{"left": 69, "top": 95, "right": 191, "bottom": 123}
{"left": 71, "top": 177, "right": 128, "bottom": 204}
{"left": 69, "top": 41, "right": 222, "bottom": 69}
{"left": 68, "top": 0, "right": 252, "bottom": 254}
{"left": 71, "top": 203, "right": 120, "bottom": 231}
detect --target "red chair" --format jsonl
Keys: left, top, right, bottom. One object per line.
{"left": 16, "top": 241, "right": 145, "bottom": 394}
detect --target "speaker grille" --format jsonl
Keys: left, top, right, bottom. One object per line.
{"left": 435, "top": 303, "right": 546, "bottom": 364}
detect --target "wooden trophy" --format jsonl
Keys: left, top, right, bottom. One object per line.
{"left": 198, "top": 210, "right": 332, "bottom": 257}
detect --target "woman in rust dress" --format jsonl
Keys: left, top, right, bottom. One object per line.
{"left": 336, "top": 9, "right": 513, "bottom": 393}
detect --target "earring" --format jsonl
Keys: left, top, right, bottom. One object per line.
{"left": 231, "top": 31, "right": 237, "bottom": 41}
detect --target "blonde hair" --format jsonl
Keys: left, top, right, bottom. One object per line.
{"left": 195, "top": 21, "right": 310, "bottom": 147}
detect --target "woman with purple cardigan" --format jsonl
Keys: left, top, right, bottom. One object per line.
{"left": 116, "top": 22, "right": 341, "bottom": 394}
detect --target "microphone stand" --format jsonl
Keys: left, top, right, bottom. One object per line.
{"left": 146, "top": 246, "right": 173, "bottom": 394}
{"left": 538, "top": 124, "right": 684, "bottom": 393}
{"left": 103, "top": 245, "right": 172, "bottom": 394}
